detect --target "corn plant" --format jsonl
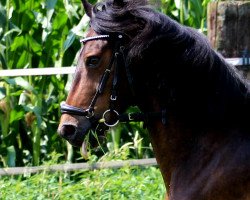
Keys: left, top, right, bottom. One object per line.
{"left": 0, "top": 0, "right": 87, "bottom": 166}
{"left": 161, "top": 0, "right": 212, "bottom": 33}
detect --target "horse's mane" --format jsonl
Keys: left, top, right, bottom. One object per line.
{"left": 91, "top": 0, "right": 250, "bottom": 129}
{"left": 91, "top": 0, "right": 208, "bottom": 61}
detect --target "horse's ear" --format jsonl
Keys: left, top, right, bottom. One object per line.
{"left": 113, "top": 0, "right": 125, "bottom": 7}
{"left": 81, "top": 0, "right": 93, "bottom": 18}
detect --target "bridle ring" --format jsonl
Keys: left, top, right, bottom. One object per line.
{"left": 102, "top": 109, "right": 120, "bottom": 127}
{"left": 85, "top": 109, "right": 95, "bottom": 118}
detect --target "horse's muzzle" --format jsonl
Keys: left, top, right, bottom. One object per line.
{"left": 58, "top": 124, "right": 88, "bottom": 147}
{"left": 58, "top": 115, "right": 108, "bottom": 148}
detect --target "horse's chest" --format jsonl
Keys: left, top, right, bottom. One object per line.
{"left": 168, "top": 136, "right": 250, "bottom": 200}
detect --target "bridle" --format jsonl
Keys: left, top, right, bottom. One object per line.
{"left": 60, "top": 33, "right": 167, "bottom": 128}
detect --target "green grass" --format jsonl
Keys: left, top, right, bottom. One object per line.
{"left": 0, "top": 166, "right": 166, "bottom": 200}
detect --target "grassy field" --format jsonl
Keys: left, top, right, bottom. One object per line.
{"left": 0, "top": 165, "right": 166, "bottom": 200}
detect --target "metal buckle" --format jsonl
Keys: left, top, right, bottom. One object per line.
{"left": 85, "top": 108, "right": 95, "bottom": 119}
{"left": 128, "top": 113, "right": 134, "bottom": 121}
{"left": 110, "top": 95, "right": 117, "bottom": 101}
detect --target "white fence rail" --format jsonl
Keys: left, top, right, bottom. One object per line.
{"left": 0, "top": 158, "right": 158, "bottom": 176}
{"left": 0, "top": 58, "right": 249, "bottom": 77}
{"left": 225, "top": 57, "right": 250, "bottom": 66}
{"left": 0, "top": 67, "right": 76, "bottom": 77}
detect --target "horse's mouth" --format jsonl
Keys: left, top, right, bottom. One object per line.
{"left": 58, "top": 122, "right": 108, "bottom": 148}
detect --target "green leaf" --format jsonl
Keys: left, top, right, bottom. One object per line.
{"left": 0, "top": 87, "right": 6, "bottom": 100}
{"left": 7, "top": 145, "right": 16, "bottom": 167}
{"left": 46, "top": 0, "right": 58, "bottom": 10}
{"left": 10, "top": 35, "right": 26, "bottom": 51}
{"left": 4, "top": 27, "right": 22, "bottom": 38}
{"left": 63, "top": 31, "right": 76, "bottom": 52}
{"left": 16, "top": 51, "right": 29, "bottom": 68}
{"left": 9, "top": 105, "right": 25, "bottom": 124}
{"left": 21, "top": 11, "right": 35, "bottom": 31}
{"left": 4, "top": 77, "right": 37, "bottom": 94}
{"left": 27, "top": 35, "right": 42, "bottom": 56}
{"left": 46, "top": 0, "right": 58, "bottom": 24}
{"left": 0, "top": 9, "right": 6, "bottom": 33}
{"left": 64, "top": 1, "right": 80, "bottom": 19}
{"left": 52, "top": 12, "right": 68, "bottom": 30}
{"left": 190, "top": 0, "right": 203, "bottom": 16}
{"left": 0, "top": 48, "right": 7, "bottom": 69}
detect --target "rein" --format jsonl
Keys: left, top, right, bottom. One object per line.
{"left": 60, "top": 34, "right": 167, "bottom": 127}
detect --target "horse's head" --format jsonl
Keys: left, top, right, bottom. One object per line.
{"left": 58, "top": 7, "right": 133, "bottom": 148}
{"left": 58, "top": 0, "right": 165, "bottom": 148}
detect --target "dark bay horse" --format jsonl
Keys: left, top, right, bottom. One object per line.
{"left": 58, "top": 0, "right": 250, "bottom": 199}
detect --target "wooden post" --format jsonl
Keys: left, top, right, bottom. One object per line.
{"left": 207, "top": 0, "right": 250, "bottom": 57}
{"left": 207, "top": 1, "right": 250, "bottom": 79}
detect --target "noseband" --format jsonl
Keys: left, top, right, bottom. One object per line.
{"left": 60, "top": 34, "right": 167, "bottom": 127}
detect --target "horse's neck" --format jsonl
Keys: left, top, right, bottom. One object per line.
{"left": 148, "top": 117, "right": 194, "bottom": 187}
{"left": 148, "top": 118, "right": 250, "bottom": 199}
{"left": 138, "top": 27, "right": 249, "bottom": 128}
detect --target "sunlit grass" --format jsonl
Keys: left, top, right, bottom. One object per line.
{"left": 0, "top": 166, "right": 166, "bottom": 200}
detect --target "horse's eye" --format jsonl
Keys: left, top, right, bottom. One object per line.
{"left": 86, "top": 56, "right": 100, "bottom": 68}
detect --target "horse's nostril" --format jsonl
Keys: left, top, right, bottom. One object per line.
{"left": 60, "top": 125, "right": 77, "bottom": 139}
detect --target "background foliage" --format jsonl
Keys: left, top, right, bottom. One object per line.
{"left": 0, "top": 0, "right": 212, "bottom": 167}
{"left": 0, "top": 0, "right": 89, "bottom": 167}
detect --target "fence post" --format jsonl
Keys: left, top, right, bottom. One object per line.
{"left": 207, "top": 0, "right": 250, "bottom": 79}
